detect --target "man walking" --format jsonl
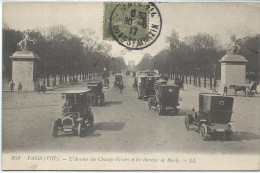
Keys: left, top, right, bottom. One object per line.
{"left": 223, "top": 85, "right": 228, "bottom": 96}
{"left": 119, "top": 80, "right": 124, "bottom": 94}
{"left": 18, "top": 82, "right": 23, "bottom": 94}
{"left": 9, "top": 80, "right": 15, "bottom": 94}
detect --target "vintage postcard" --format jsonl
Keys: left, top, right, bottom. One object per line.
{"left": 2, "top": 1, "right": 260, "bottom": 170}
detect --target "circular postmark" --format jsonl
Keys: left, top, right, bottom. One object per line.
{"left": 109, "top": 2, "right": 162, "bottom": 50}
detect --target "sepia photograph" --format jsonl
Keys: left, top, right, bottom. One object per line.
{"left": 1, "top": 1, "right": 260, "bottom": 170}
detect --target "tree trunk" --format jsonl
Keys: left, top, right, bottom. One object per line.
{"left": 210, "top": 75, "right": 212, "bottom": 89}
{"left": 193, "top": 75, "right": 196, "bottom": 85}
{"left": 199, "top": 76, "right": 201, "bottom": 88}
{"left": 59, "top": 74, "right": 62, "bottom": 85}
{"left": 189, "top": 75, "right": 191, "bottom": 84}
{"left": 47, "top": 73, "right": 50, "bottom": 87}
{"left": 204, "top": 76, "right": 206, "bottom": 88}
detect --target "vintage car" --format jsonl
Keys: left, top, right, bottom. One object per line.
{"left": 137, "top": 75, "right": 148, "bottom": 99}
{"left": 114, "top": 74, "right": 123, "bottom": 87}
{"left": 87, "top": 81, "right": 105, "bottom": 106}
{"left": 148, "top": 83, "right": 180, "bottom": 115}
{"left": 137, "top": 75, "right": 160, "bottom": 99}
{"left": 52, "top": 90, "right": 94, "bottom": 137}
{"left": 132, "top": 71, "right": 136, "bottom": 77}
{"left": 185, "top": 93, "right": 234, "bottom": 141}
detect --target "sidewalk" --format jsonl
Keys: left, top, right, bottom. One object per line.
{"left": 2, "top": 77, "right": 103, "bottom": 92}
{"left": 184, "top": 83, "right": 218, "bottom": 93}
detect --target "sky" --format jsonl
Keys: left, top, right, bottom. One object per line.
{"left": 3, "top": 2, "right": 260, "bottom": 65}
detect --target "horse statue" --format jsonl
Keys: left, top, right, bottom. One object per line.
{"left": 229, "top": 85, "right": 247, "bottom": 96}
{"left": 17, "top": 31, "right": 37, "bottom": 51}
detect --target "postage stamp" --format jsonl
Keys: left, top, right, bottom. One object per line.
{"left": 104, "top": 2, "right": 162, "bottom": 50}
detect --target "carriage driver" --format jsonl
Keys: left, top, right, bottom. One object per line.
{"left": 62, "top": 98, "right": 72, "bottom": 114}
{"left": 192, "top": 108, "right": 198, "bottom": 120}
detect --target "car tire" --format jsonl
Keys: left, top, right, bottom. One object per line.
{"left": 225, "top": 130, "right": 233, "bottom": 141}
{"left": 157, "top": 105, "right": 163, "bottom": 115}
{"left": 185, "top": 116, "right": 190, "bottom": 130}
{"left": 52, "top": 121, "right": 59, "bottom": 137}
{"left": 78, "top": 123, "right": 84, "bottom": 137}
{"left": 148, "top": 99, "right": 151, "bottom": 110}
{"left": 175, "top": 109, "right": 179, "bottom": 115}
{"left": 200, "top": 124, "right": 208, "bottom": 141}
{"left": 88, "top": 112, "right": 94, "bottom": 127}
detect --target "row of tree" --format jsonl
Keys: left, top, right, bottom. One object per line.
{"left": 137, "top": 31, "right": 260, "bottom": 81}
{"left": 3, "top": 25, "right": 126, "bottom": 86}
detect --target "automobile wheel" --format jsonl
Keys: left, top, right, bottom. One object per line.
{"left": 89, "top": 112, "right": 94, "bottom": 127}
{"left": 138, "top": 92, "right": 141, "bottom": 99}
{"left": 175, "top": 109, "right": 179, "bottom": 115}
{"left": 157, "top": 105, "right": 163, "bottom": 115}
{"left": 148, "top": 100, "right": 151, "bottom": 110}
{"left": 185, "top": 116, "right": 190, "bottom": 130}
{"left": 225, "top": 130, "right": 233, "bottom": 141}
{"left": 200, "top": 124, "right": 208, "bottom": 141}
{"left": 78, "top": 123, "right": 84, "bottom": 137}
{"left": 52, "top": 121, "right": 59, "bottom": 137}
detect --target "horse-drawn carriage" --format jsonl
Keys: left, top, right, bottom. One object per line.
{"left": 229, "top": 81, "right": 258, "bottom": 97}
{"left": 185, "top": 93, "right": 234, "bottom": 141}
{"left": 52, "top": 90, "right": 94, "bottom": 137}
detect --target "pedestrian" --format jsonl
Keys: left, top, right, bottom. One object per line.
{"left": 52, "top": 79, "right": 56, "bottom": 89}
{"left": 223, "top": 85, "right": 228, "bottom": 96}
{"left": 42, "top": 81, "right": 46, "bottom": 93}
{"left": 181, "top": 79, "right": 184, "bottom": 90}
{"left": 9, "top": 80, "right": 15, "bottom": 94}
{"left": 214, "top": 79, "right": 217, "bottom": 91}
{"left": 18, "top": 82, "right": 23, "bottom": 94}
{"left": 119, "top": 80, "right": 124, "bottom": 93}
{"left": 107, "top": 78, "right": 110, "bottom": 88}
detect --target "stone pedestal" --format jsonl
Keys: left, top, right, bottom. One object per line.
{"left": 219, "top": 54, "right": 247, "bottom": 95}
{"left": 10, "top": 51, "right": 40, "bottom": 91}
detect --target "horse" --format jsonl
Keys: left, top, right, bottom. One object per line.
{"left": 229, "top": 85, "right": 247, "bottom": 96}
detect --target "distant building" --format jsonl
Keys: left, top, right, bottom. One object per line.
{"left": 128, "top": 60, "right": 135, "bottom": 70}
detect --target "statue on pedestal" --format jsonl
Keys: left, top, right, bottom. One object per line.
{"left": 226, "top": 41, "right": 241, "bottom": 55}
{"left": 17, "top": 30, "right": 37, "bottom": 51}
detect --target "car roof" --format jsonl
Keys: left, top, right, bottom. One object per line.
{"left": 199, "top": 93, "right": 233, "bottom": 98}
{"left": 159, "top": 84, "right": 179, "bottom": 87}
{"left": 62, "top": 89, "right": 91, "bottom": 94}
{"left": 87, "top": 84, "right": 98, "bottom": 87}
{"left": 115, "top": 74, "right": 123, "bottom": 76}
{"left": 87, "top": 81, "right": 101, "bottom": 84}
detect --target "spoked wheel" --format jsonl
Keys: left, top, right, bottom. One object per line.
{"left": 157, "top": 105, "right": 163, "bottom": 115}
{"left": 137, "top": 92, "right": 141, "bottom": 99}
{"left": 100, "top": 96, "right": 105, "bottom": 106}
{"left": 88, "top": 112, "right": 94, "bottom": 127}
{"left": 52, "top": 121, "right": 59, "bottom": 137}
{"left": 200, "top": 124, "right": 208, "bottom": 141}
{"left": 148, "top": 99, "right": 151, "bottom": 110}
{"left": 185, "top": 116, "right": 190, "bottom": 130}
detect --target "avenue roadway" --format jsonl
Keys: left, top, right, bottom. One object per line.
{"left": 2, "top": 75, "right": 260, "bottom": 154}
